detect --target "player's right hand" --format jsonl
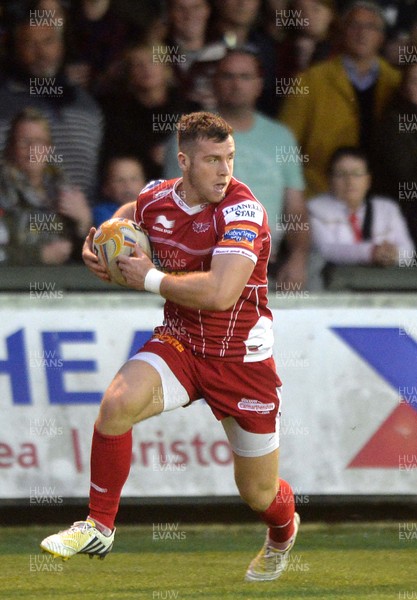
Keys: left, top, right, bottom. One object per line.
{"left": 82, "top": 228, "right": 111, "bottom": 281}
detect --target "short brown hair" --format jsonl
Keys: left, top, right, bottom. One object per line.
{"left": 177, "top": 112, "right": 233, "bottom": 150}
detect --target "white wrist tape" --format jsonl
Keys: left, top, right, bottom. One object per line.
{"left": 144, "top": 268, "right": 166, "bottom": 294}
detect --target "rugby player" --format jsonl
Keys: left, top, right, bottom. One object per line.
{"left": 40, "top": 112, "right": 300, "bottom": 582}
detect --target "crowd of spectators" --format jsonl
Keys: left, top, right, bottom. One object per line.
{"left": 0, "top": 0, "right": 416, "bottom": 289}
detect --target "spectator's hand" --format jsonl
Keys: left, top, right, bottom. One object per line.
{"left": 82, "top": 228, "right": 111, "bottom": 281}
{"left": 58, "top": 186, "right": 92, "bottom": 237}
{"left": 276, "top": 253, "right": 307, "bottom": 291}
{"left": 40, "top": 239, "right": 73, "bottom": 265}
{"left": 372, "top": 242, "right": 398, "bottom": 267}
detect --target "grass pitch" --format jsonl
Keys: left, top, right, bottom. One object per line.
{"left": 0, "top": 522, "right": 415, "bottom": 600}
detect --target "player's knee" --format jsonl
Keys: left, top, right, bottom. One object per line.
{"left": 99, "top": 377, "right": 137, "bottom": 423}
{"left": 238, "top": 482, "right": 277, "bottom": 513}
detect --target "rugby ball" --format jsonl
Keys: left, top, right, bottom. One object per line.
{"left": 93, "top": 218, "right": 152, "bottom": 286}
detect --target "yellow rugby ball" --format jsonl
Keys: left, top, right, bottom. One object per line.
{"left": 93, "top": 218, "right": 152, "bottom": 286}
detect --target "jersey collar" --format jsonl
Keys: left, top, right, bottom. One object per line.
{"left": 173, "top": 179, "right": 208, "bottom": 215}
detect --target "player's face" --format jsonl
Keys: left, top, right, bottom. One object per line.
{"left": 179, "top": 136, "right": 235, "bottom": 206}
{"left": 330, "top": 156, "right": 371, "bottom": 209}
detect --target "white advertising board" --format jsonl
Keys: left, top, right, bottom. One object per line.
{"left": 0, "top": 295, "right": 416, "bottom": 499}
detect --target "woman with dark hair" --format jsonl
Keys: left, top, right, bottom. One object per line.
{"left": 308, "top": 146, "right": 414, "bottom": 268}
{"left": 0, "top": 107, "right": 91, "bottom": 264}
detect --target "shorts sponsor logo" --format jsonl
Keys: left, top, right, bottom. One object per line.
{"left": 238, "top": 398, "right": 275, "bottom": 414}
{"left": 153, "top": 333, "right": 184, "bottom": 352}
{"left": 221, "top": 225, "right": 258, "bottom": 249}
{"left": 223, "top": 201, "right": 263, "bottom": 226}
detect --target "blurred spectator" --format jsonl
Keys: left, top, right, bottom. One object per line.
{"left": 33, "top": 0, "right": 67, "bottom": 21}
{"left": 263, "top": 0, "right": 290, "bottom": 42}
{"left": 308, "top": 146, "right": 414, "bottom": 272}
{"left": 373, "top": 63, "right": 417, "bottom": 248}
{"left": 65, "top": 0, "right": 130, "bottom": 91}
{"left": 99, "top": 43, "right": 200, "bottom": 179}
{"left": 210, "top": 0, "right": 263, "bottom": 46}
{"left": 275, "top": 0, "right": 338, "bottom": 83}
{"left": 1, "top": 0, "right": 69, "bottom": 72}
{"left": 411, "top": 18, "right": 417, "bottom": 45}
{"left": 383, "top": 29, "right": 410, "bottom": 67}
{"left": 383, "top": 15, "right": 417, "bottom": 67}
{"left": 363, "top": 0, "right": 417, "bottom": 35}
{"left": 94, "top": 156, "right": 146, "bottom": 226}
{"left": 280, "top": 1, "right": 401, "bottom": 198}
{"left": 164, "top": 48, "right": 309, "bottom": 288}
{"left": 164, "top": 0, "right": 226, "bottom": 109}
{"left": 111, "top": 0, "right": 166, "bottom": 42}
{"left": 209, "top": 0, "right": 278, "bottom": 116}
{"left": 0, "top": 108, "right": 92, "bottom": 265}
{"left": 0, "top": 16, "right": 103, "bottom": 197}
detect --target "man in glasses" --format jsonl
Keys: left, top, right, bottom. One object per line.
{"left": 280, "top": 0, "right": 401, "bottom": 198}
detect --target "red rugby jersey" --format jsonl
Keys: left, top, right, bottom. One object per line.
{"left": 135, "top": 177, "right": 273, "bottom": 362}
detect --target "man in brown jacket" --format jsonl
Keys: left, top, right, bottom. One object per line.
{"left": 279, "top": 1, "right": 401, "bottom": 198}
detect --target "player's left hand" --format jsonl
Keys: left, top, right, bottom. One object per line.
{"left": 82, "top": 228, "right": 111, "bottom": 281}
{"left": 117, "top": 244, "right": 154, "bottom": 290}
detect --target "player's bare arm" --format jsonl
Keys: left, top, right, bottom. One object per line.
{"left": 82, "top": 201, "right": 137, "bottom": 281}
{"left": 118, "top": 251, "right": 255, "bottom": 311}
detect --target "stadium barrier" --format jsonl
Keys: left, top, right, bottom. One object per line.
{"left": 1, "top": 289, "right": 416, "bottom": 503}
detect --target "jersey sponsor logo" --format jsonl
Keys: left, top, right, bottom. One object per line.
{"left": 155, "top": 215, "right": 175, "bottom": 228}
{"left": 213, "top": 246, "right": 257, "bottom": 262}
{"left": 153, "top": 215, "right": 176, "bottom": 234}
{"left": 223, "top": 201, "right": 263, "bottom": 226}
{"left": 192, "top": 221, "right": 211, "bottom": 233}
{"left": 221, "top": 224, "right": 258, "bottom": 250}
{"left": 237, "top": 398, "right": 275, "bottom": 414}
